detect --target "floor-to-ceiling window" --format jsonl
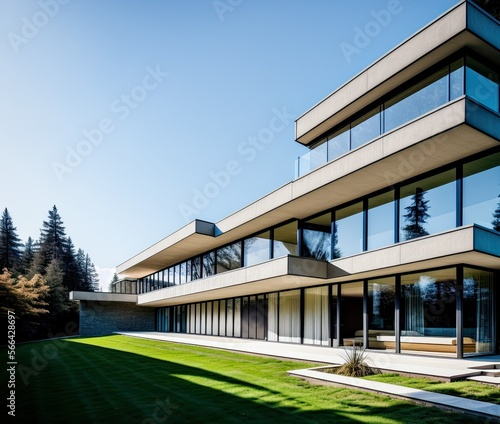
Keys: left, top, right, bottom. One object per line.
{"left": 368, "top": 277, "right": 396, "bottom": 350}
{"left": 303, "top": 286, "right": 329, "bottom": 345}
{"left": 400, "top": 268, "right": 457, "bottom": 354}
{"left": 463, "top": 152, "right": 500, "bottom": 230}
{"left": 278, "top": 289, "right": 301, "bottom": 343}
{"left": 463, "top": 267, "right": 495, "bottom": 356}
{"left": 302, "top": 213, "right": 332, "bottom": 260}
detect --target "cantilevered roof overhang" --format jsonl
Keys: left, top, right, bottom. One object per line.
{"left": 135, "top": 225, "right": 500, "bottom": 307}
{"left": 116, "top": 97, "right": 499, "bottom": 278}
{"left": 295, "top": 0, "right": 500, "bottom": 146}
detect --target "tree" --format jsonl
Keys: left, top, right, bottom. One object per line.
{"left": 37, "top": 205, "right": 68, "bottom": 270}
{"left": 18, "top": 237, "right": 37, "bottom": 275}
{"left": 76, "top": 249, "right": 99, "bottom": 291}
{"left": 0, "top": 269, "right": 49, "bottom": 340}
{"left": 492, "top": 195, "right": 500, "bottom": 232}
{"left": 62, "top": 237, "right": 80, "bottom": 291}
{"left": 108, "top": 272, "right": 119, "bottom": 292}
{"left": 402, "top": 188, "right": 430, "bottom": 240}
{"left": 0, "top": 208, "right": 23, "bottom": 270}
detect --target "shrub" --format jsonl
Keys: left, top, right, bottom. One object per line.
{"left": 336, "top": 346, "right": 374, "bottom": 377}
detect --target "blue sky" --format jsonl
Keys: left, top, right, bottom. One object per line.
{"left": 1, "top": 0, "right": 458, "bottom": 288}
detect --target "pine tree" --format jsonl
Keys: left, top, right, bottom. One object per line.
{"left": 492, "top": 195, "right": 500, "bottom": 232}
{"left": 62, "top": 237, "right": 80, "bottom": 291}
{"left": 37, "top": 205, "right": 68, "bottom": 270}
{"left": 108, "top": 272, "right": 119, "bottom": 292}
{"left": 18, "top": 237, "right": 37, "bottom": 275}
{"left": 402, "top": 188, "right": 430, "bottom": 240}
{"left": 0, "top": 208, "right": 23, "bottom": 270}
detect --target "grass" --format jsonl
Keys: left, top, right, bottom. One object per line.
{"left": 363, "top": 373, "right": 500, "bottom": 405}
{"left": 4, "top": 335, "right": 496, "bottom": 423}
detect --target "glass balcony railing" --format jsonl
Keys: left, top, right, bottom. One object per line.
{"left": 295, "top": 54, "right": 499, "bottom": 178}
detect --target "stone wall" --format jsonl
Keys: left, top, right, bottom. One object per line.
{"left": 79, "top": 300, "right": 155, "bottom": 336}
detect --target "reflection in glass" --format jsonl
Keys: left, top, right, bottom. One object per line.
{"left": 368, "top": 191, "right": 395, "bottom": 249}
{"left": 450, "top": 58, "right": 464, "bottom": 100}
{"left": 244, "top": 231, "right": 270, "bottom": 266}
{"left": 302, "top": 213, "right": 331, "bottom": 260}
{"left": 192, "top": 257, "right": 202, "bottom": 280}
{"left": 351, "top": 107, "right": 381, "bottom": 149}
{"left": 463, "top": 267, "right": 494, "bottom": 355}
{"left": 217, "top": 242, "right": 242, "bottom": 273}
{"left": 466, "top": 56, "right": 499, "bottom": 112}
{"left": 400, "top": 269, "right": 456, "bottom": 353}
{"left": 400, "top": 170, "right": 456, "bottom": 241}
{"left": 368, "top": 278, "right": 395, "bottom": 350}
{"left": 202, "top": 251, "right": 215, "bottom": 277}
{"left": 384, "top": 67, "right": 448, "bottom": 132}
{"left": 335, "top": 202, "right": 363, "bottom": 257}
{"left": 327, "top": 126, "right": 350, "bottom": 161}
{"left": 273, "top": 221, "right": 298, "bottom": 257}
{"left": 463, "top": 152, "right": 500, "bottom": 229}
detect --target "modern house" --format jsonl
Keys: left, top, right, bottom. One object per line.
{"left": 71, "top": 0, "right": 500, "bottom": 358}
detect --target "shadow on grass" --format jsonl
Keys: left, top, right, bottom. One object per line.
{"left": 8, "top": 336, "right": 492, "bottom": 424}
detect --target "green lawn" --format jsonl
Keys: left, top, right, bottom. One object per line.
{"left": 5, "top": 335, "right": 494, "bottom": 423}
{"left": 363, "top": 373, "right": 500, "bottom": 405}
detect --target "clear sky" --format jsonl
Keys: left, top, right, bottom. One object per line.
{"left": 1, "top": 0, "right": 458, "bottom": 289}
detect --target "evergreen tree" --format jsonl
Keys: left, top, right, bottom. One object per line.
{"left": 18, "top": 237, "right": 37, "bottom": 275}
{"left": 108, "top": 272, "right": 119, "bottom": 292}
{"left": 76, "top": 249, "right": 99, "bottom": 291}
{"left": 492, "top": 195, "right": 500, "bottom": 232}
{"left": 62, "top": 237, "right": 80, "bottom": 291}
{"left": 37, "top": 205, "right": 67, "bottom": 270}
{"left": 0, "top": 208, "right": 23, "bottom": 270}
{"left": 402, "top": 188, "right": 430, "bottom": 240}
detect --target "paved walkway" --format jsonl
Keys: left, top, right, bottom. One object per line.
{"left": 117, "top": 332, "right": 500, "bottom": 420}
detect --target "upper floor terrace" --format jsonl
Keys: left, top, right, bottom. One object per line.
{"left": 295, "top": 0, "right": 500, "bottom": 177}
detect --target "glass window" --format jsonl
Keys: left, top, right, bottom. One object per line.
{"left": 463, "top": 267, "right": 494, "bottom": 355}
{"left": 233, "top": 298, "right": 241, "bottom": 338}
{"left": 368, "top": 277, "right": 395, "bottom": 350}
{"left": 217, "top": 242, "right": 242, "bottom": 273}
{"left": 168, "top": 267, "right": 174, "bottom": 287}
{"left": 302, "top": 213, "right": 331, "bottom": 260}
{"left": 466, "top": 56, "right": 499, "bottom": 112}
{"left": 309, "top": 141, "right": 328, "bottom": 171}
{"left": 327, "top": 125, "right": 350, "bottom": 161}
{"left": 219, "top": 299, "right": 226, "bottom": 336}
{"left": 303, "top": 286, "right": 329, "bottom": 346}
{"left": 385, "top": 67, "right": 448, "bottom": 133}
{"left": 273, "top": 221, "right": 298, "bottom": 257}
{"left": 267, "top": 292, "right": 279, "bottom": 342}
{"left": 278, "top": 290, "right": 301, "bottom": 343}
{"left": 351, "top": 107, "right": 381, "bottom": 149}
{"left": 202, "top": 251, "right": 215, "bottom": 278}
{"left": 335, "top": 202, "right": 363, "bottom": 258}
{"left": 226, "top": 298, "right": 234, "bottom": 337}
{"left": 368, "top": 191, "right": 395, "bottom": 250}
{"left": 400, "top": 170, "right": 456, "bottom": 241}
{"left": 185, "top": 260, "right": 192, "bottom": 283}
{"left": 192, "top": 257, "right": 202, "bottom": 281}
{"left": 244, "top": 231, "right": 270, "bottom": 266}
{"left": 400, "top": 268, "right": 457, "bottom": 353}
{"left": 212, "top": 301, "right": 219, "bottom": 336}
{"left": 179, "top": 263, "right": 186, "bottom": 284}
{"left": 450, "top": 58, "right": 464, "bottom": 100}
{"left": 463, "top": 152, "right": 500, "bottom": 230}
{"left": 340, "top": 281, "right": 364, "bottom": 346}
